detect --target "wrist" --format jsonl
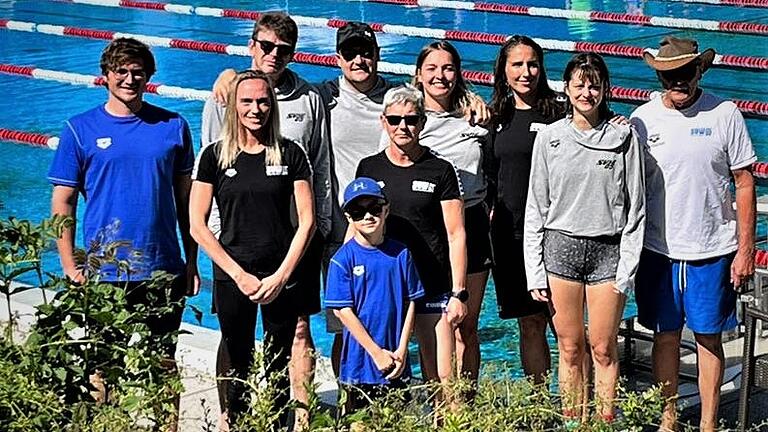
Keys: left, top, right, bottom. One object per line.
{"left": 450, "top": 289, "right": 469, "bottom": 303}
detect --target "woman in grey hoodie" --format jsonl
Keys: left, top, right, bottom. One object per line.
{"left": 523, "top": 53, "right": 645, "bottom": 425}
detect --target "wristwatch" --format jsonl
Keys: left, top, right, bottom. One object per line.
{"left": 451, "top": 289, "right": 469, "bottom": 303}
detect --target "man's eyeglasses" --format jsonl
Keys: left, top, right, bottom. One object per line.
{"left": 112, "top": 67, "right": 147, "bottom": 80}
{"left": 340, "top": 45, "right": 375, "bottom": 62}
{"left": 384, "top": 115, "right": 421, "bottom": 127}
{"left": 254, "top": 39, "right": 294, "bottom": 57}
{"left": 345, "top": 201, "right": 386, "bottom": 221}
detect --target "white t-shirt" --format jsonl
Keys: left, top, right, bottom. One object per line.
{"left": 630, "top": 92, "right": 755, "bottom": 260}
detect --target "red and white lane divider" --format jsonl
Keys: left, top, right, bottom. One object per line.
{"left": 4, "top": 22, "right": 768, "bottom": 118}
{"left": 0, "top": 64, "right": 211, "bottom": 102}
{"left": 0, "top": 128, "right": 60, "bottom": 150}
{"left": 51, "top": 1, "right": 768, "bottom": 71}
{"left": 667, "top": 0, "right": 768, "bottom": 8}
{"left": 352, "top": 0, "right": 768, "bottom": 35}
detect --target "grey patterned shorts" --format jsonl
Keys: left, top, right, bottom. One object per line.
{"left": 543, "top": 230, "right": 620, "bottom": 285}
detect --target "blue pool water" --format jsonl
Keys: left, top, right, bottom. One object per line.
{"left": 1, "top": 0, "right": 766, "bottom": 376}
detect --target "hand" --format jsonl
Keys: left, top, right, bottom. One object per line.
{"left": 185, "top": 262, "right": 201, "bottom": 296}
{"left": 731, "top": 248, "right": 755, "bottom": 291}
{"left": 609, "top": 114, "right": 629, "bottom": 125}
{"left": 386, "top": 358, "right": 407, "bottom": 380}
{"left": 234, "top": 272, "right": 262, "bottom": 297}
{"left": 530, "top": 288, "right": 550, "bottom": 302}
{"left": 212, "top": 68, "right": 237, "bottom": 105}
{"left": 372, "top": 348, "right": 398, "bottom": 373}
{"left": 249, "top": 272, "right": 287, "bottom": 304}
{"left": 445, "top": 296, "right": 467, "bottom": 327}
{"left": 466, "top": 93, "right": 491, "bottom": 126}
{"left": 64, "top": 266, "right": 85, "bottom": 284}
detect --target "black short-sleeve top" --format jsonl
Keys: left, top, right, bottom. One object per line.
{"left": 356, "top": 149, "right": 462, "bottom": 296}
{"left": 196, "top": 139, "right": 312, "bottom": 280}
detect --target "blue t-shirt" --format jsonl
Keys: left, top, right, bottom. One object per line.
{"left": 48, "top": 103, "right": 194, "bottom": 281}
{"left": 326, "top": 238, "right": 425, "bottom": 385}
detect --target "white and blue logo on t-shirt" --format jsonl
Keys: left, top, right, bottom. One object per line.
{"left": 96, "top": 137, "right": 112, "bottom": 149}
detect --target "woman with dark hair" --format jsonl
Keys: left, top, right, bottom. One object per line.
{"left": 189, "top": 70, "right": 315, "bottom": 429}
{"left": 410, "top": 40, "right": 491, "bottom": 387}
{"left": 523, "top": 52, "right": 645, "bottom": 424}
{"left": 486, "top": 35, "right": 565, "bottom": 384}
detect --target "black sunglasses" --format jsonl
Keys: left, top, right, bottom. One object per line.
{"left": 340, "top": 45, "right": 375, "bottom": 62}
{"left": 658, "top": 62, "right": 699, "bottom": 83}
{"left": 346, "top": 202, "right": 386, "bottom": 221}
{"left": 384, "top": 115, "right": 421, "bottom": 126}
{"left": 254, "top": 39, "right": 294, "bottom": 57}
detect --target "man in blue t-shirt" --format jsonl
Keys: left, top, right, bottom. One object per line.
{"left": 48, "top": 38, "right": 199, "bottom": 362}
{"left": 326, "top": 177, "right": 424, "bottom": 412}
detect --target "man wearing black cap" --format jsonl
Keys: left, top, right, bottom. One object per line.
{"left": 631, "top": 36, "right": 756, "bottom": 431}
{"left": 316, "top": 22, "right": 398, "bottom": 374}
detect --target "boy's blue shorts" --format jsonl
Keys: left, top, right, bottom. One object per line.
{"left": 415, "top": 292, "right": 450, "bottom": 315}
{"left": 635, "top": 249, "right": 738, "bottom": 334}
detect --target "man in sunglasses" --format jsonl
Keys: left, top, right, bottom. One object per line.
{"left": 631, "top": 36, "right": 756, "bottom": 432}
{"left": 199, "top": 12, "right": 330, "bottom": 431}
{"left": 316, "top": 21, "right": 399, "bottom": 376}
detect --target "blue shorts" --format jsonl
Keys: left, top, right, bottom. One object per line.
{"left": 415, "top": 292, "right": 450, "bottom": 315}
{"left": 635, "top": 249, "right": 738, "bottom": 334}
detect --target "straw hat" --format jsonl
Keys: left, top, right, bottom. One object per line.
{"left": 642, "top": 36, "right": 716, "bottom": 72}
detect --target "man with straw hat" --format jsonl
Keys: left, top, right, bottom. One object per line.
{"left": 631, "top": 36, "right": 756, "bottom": 431}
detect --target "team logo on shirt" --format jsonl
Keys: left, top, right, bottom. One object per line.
{"left": 353, "top": 265, "right": 365, "bottom": 276}
{"left": 549, "top": 139, "right": 560, "bottom": 148}
{"left": 286, "top": 113, "right": 306, "bottom": 122}
{"left": 266, "top": 165, "right": 289, "bottom": 176}
{"left": 96, "top": 137, "right": 112, "bottom": 149}
{"left": 690, "top": 127, "right": 712, "bottom": 137}
{"left": 529, "top": 123, "right": 546, "bottom": 133}
{"left": 596, "top": 159, "right": 616, "bottom": 170}
{"left": 225, "top": 168, "right": 237, "bottom": 178}
{"left": 460, "top": 131, "right": 485, "bottom": 139}
{"left": 412, "top": 180, "right": 436, "bottom": 193}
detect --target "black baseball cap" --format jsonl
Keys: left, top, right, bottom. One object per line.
{"left": 336, "top": 22, "right": 378, "bottom": 51}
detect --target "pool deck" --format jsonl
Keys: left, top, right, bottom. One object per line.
{"left": 3, "top": 286, "right": 768, "bottom": 430}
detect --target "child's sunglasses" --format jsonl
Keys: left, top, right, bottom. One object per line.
{"left": 346, "top": 202, "right": 386, "bottom": 221}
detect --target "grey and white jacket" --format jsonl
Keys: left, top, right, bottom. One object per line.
{"left": 197, "top": 69, "right": 331, "bottom": 237}
{"left": 523, "top": 118, "right": 645, "bottom": 294}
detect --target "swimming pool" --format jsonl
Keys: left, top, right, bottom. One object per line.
{"left": 1, "top": 0, "right": 766, "bottom": 375}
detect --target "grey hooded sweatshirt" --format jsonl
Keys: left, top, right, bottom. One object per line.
{"left": 523, "top": 118, "right": 645, "bottom": 294}
{"left": 198, "top": 69, "right": 331, "bottom": 237}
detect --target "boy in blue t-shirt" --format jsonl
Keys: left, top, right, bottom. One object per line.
{"left": 326, "top": 177, "right": 425, "bottom": 412}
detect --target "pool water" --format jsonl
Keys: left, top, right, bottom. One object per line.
{"left": 0, "top": 0, "right": 766, "bottom": 376}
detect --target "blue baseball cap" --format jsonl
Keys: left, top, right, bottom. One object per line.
{"left": 342, "top": 177, "right": 387, "bottom": 209}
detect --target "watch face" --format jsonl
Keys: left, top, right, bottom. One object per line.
{"left": 454, "top": 290, "right": 469, "bottom": 302}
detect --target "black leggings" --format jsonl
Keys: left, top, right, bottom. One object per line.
{"left": 213, "top": 279, "right": 298, "bottom": 426}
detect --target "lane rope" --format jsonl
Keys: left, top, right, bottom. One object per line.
{"left": 3, "top": 21, "right": 767, "bottom": 118}
{"left": 45, "top": 1, "right": 768, "bottom": 70}
{"left": 351, "top": 0, "right": 768, "bottom": 35}
{"left": 2, "top": 57, "right": 767, "bottom": 119}
{"left": 665, "top": 0, "right": 768, "bottom": 8}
